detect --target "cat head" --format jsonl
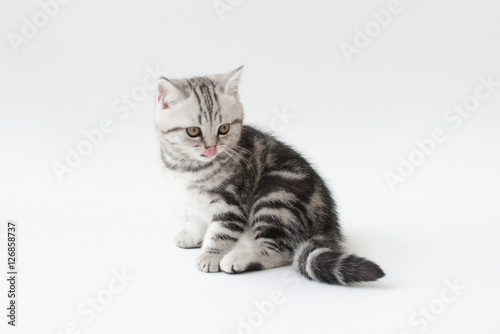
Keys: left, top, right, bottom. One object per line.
{"left": 155, "top": 66, "right": 244, "bottom": 164}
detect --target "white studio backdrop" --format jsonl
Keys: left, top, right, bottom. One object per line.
{"left": 1, "top": 0, "right": 500, "bottom": 333}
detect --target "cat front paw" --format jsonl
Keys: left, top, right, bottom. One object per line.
{"left": 196, "top": 252, "right": 223, "bottom": 273}
{"left": 175, "top": 230, "right": 203, "bottom": 249}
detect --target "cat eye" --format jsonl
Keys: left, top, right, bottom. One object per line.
{"left": 186, "top": 127, "right": 201, "bottom": 138}
{"left": 218, "top": 124, "right": 230, "bottom": 135}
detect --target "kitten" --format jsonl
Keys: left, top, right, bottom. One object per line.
{"left": 154, "top": 66, "right": 384, "bottom": 285}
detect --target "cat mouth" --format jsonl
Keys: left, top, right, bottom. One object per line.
{"left": 201, "top": 146, "right": 218, "bottom": 158}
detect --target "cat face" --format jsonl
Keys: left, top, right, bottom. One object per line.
{"left": 155, "top": 67, "right": 244, "bottom": 163}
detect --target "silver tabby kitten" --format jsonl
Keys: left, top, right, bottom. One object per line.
{"left": 154, "top": 66, "right": 384, "bottom": 285}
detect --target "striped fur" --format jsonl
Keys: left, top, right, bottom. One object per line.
{"left": 154, "top": 67, "right": 384, "bottom": 285}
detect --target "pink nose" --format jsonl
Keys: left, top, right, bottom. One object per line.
{"left": 203, "top": 146, "right": 217, "bottom": 157}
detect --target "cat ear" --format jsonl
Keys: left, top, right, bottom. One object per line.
{"left": 223, "top": 65, "right": 244, "bottom": 96}
{"left": 157, "top": 78, "right": 183, "bottom": 109}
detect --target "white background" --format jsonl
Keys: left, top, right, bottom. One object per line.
{"left": 1, "top": 0, "right": 500, "bottom": 333}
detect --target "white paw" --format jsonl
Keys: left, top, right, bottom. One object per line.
{"left": 175, "top": 230, "right": 203, "bottom": 249}
{"left": 220, "top": 249, "right": 263, "bottom": 274}
{"left": 197, "top": 252, "right": 223, "bottom": 273}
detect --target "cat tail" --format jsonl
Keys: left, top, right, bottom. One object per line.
{"left": 293, "top": 240, "right": 385, "bottom": 285}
